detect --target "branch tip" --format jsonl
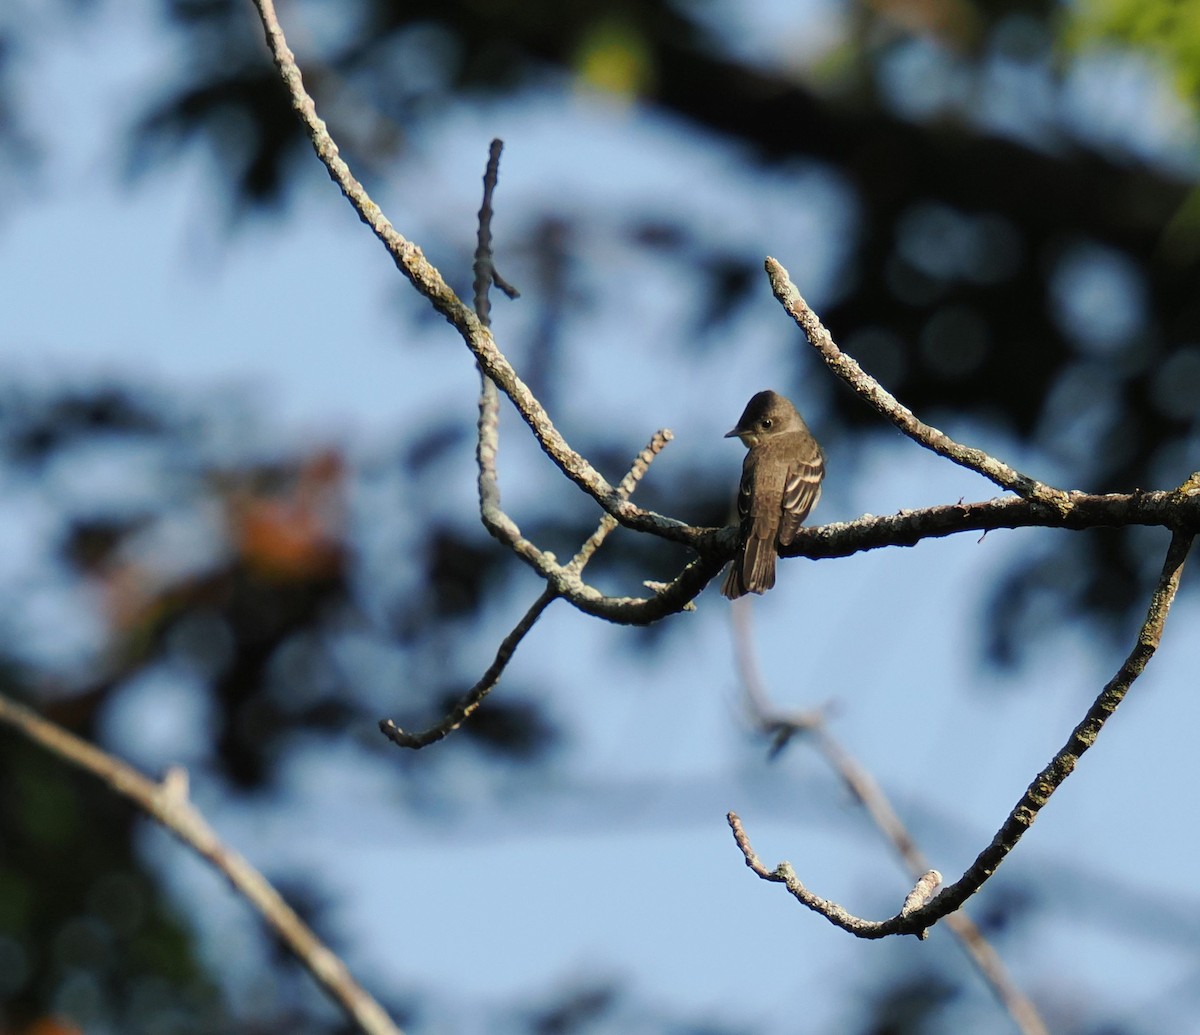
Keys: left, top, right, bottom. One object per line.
{"left": 764, "top": 257, "right": 1069, "bottom": 510}
{"left": 902, "top": 870, "right": 943, "bottom": 916}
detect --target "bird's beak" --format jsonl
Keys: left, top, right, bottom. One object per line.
{"left": 724, "top": 428, "right": 741, "bottom": 439}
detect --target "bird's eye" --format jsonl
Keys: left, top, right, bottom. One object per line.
{"left": 760, "top": 418, "right": 772, "bottom": 429}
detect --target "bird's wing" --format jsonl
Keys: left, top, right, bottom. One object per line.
{"left": 776, "top": 447, "right": 825, "bottom": 545}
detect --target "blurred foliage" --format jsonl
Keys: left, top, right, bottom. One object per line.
{"left": 858, "top": 970, "right": 958, "bottom": 1035}
{"left": 0, "top": 683, "right": 229, "bottom": 1033}
{"left": 1067, "top": 0, "right": 1200, "bottom": 111}
{"left": 0, "top": 382, "right": 557, "bottom": 1029}
{"left": 0, "top": 28, "right": 38, "bottom": 185}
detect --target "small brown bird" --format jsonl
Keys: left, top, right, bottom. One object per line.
{"left": 721, "top": 390, "right": 825, "bottom": 599}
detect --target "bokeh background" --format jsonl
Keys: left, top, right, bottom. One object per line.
{"left": 3, "top": 0, "right": 1200, "bottom": 1032}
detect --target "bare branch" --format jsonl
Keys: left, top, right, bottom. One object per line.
{"left": 249, "top": 2, "right": 1200, "bottom": 612}
{"left": 914, "top": 529, "right": 1194, "bottom": 921}
{"left": 780, "top": 486, "right": 1200, "bottom": 562}
{"left": 473, "top": 138, "right": 519, "bottom": 324}
{"left": 472, "top": 136, "right": 514, "bottom": 568}
{"left": 454, "top": 139, "right": 704, "bottom": 625}
{"left": 734, "top": 603, "right": 1050, "bottom": 1035}
{"left": 727, "top": 810, "right": 939, "bottom": 938}
{"left": 468, "top": 479, "right": 1200, "bottom": 624}
{"left": 389, "top": 135, "right": 670, "bottom": 757}
{"left": 248, "top": 0, "right": 699, "bottom": 549}
{"left": 731, "top": 530, "right": 1193, "bottom": 940}
{"left": 381, "top": 430, "right": 673, "bottom": 748}
{"left": 380, "top": 586, "right": 555, "bottom": 749}
{"left": 473, "top": 385, "right": 708, "bottom": 623}
{"left": 764, "top": 257, "right": 1071, "bottom": 512}
{"left": 0, "top": 694, "right": 403, "bottom": 1035}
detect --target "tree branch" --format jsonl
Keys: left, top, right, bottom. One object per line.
{"left": 733, "top": 602, "right": 1050, "bottom": 1035}
{"left": 459, "top": 139, "right": 708, "bottom": 622}
{"left": 765, "top": 257, "right": 1071, "bottom": 512}
{"left": 249, "top": 1, "right": 1200, "bottom": 616}
{"left": 484, "top": 481, "right": 1199, "bottom": 622}
{"left": 381, "top": 139, "right": 681, "bottom": 745}
{"left": 0, "top": 694, "right": 403, "bottom": 1035}
{"left": 780, "top": 486, "right": 1200, "bottom": 561}
{"left": 380, "top": 429, "right": 672, "bottom": 748}
{"left": 914, "top": 528, "right": 1194, "bottom": 922}
{"left": 248, "top": 0, "right": 699, "bottom": 549}
{"left": 420, "top": 474, "right": 1200, "bottom": 627}
{"left": 728, "top": 810, "right": 943, "bottom": 937}
{"left": 730, "top": 529, "right": 1193, "bottom": 938}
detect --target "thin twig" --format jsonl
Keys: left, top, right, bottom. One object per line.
{"left": 733, "top": 602, "right": 1050, "bottom": 1035}
{"left": 380, "top": 430, "right": 672, "bottom": 748}
{"left": 0, "top": 694, "right": 403, "bottom": 1035}
{"left": 728, "top": 810, "right": 942, "bottom": 937}
{"left": 379, "top": 586, "right": 555, "bottom": 748}
{"left": 473, "top": 137, "right": 510, "bottom": 560}
{"left": 730, "top": 530, "right": 1193, "bottom": 939}
{"left": 764, "top": 257, "right": 1071, "bottom": 513}
{"left": 473, "top": 138, "right": 520, "bottom": 323}
{"left": 452, "top": 139, "right": 705, "bottom": 624}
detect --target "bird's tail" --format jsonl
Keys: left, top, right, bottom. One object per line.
{"left": 721, "top": 540, "right": 775, "bottom": 599}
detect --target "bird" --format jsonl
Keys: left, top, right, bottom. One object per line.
{"left": 721, "top": 390, "right": 825, "bottom": 599}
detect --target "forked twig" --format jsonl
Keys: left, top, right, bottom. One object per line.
{"left": 459, "top": 141, "right": 712, "bottom": 621}
{"left": 380, "top": 429, "right": 671, "bottom": 748}
{"left": 380, "top": 142, "right": 676, "bottom": 747}
{"left": 920, "top": 530, "right": 1193, "bottom": 918}
{"left": 728, "top": 810, "right": 943, "bottom": 936}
